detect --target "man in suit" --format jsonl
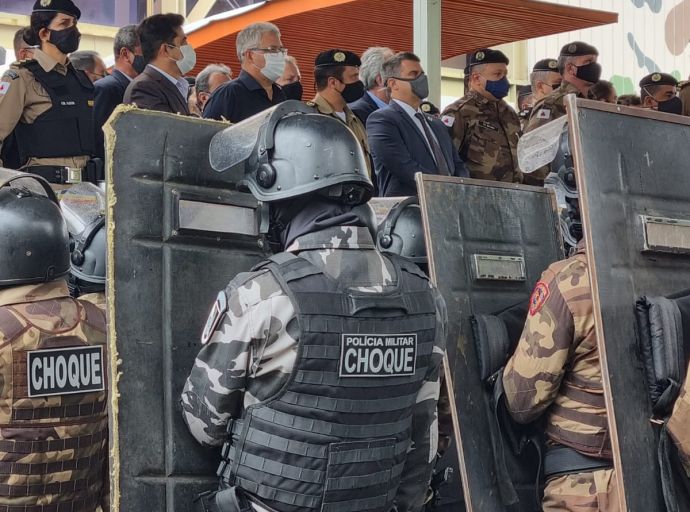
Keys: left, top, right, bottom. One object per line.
{"left": 93, "top": 25, "right": 144, "bottom": 158}
{"left": 124, "top": 13, "right": 193, "bottom": 116}
{"left": 367, "top": 52, "right": 468, "bottom": 197}
{"left": 349, "top": 46, "right": 393, "bottom": 125}
{"left": 203, "top": 22, "right": 286, "bottom": 122}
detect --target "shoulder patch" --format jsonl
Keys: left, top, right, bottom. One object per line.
{"left": 0, "top": 82, "right": 10, "bottom": 95}
{"left": 529, "top": 281, "right": 550, "bottom": 316}
{"left": 441, "top": 114, "right": 455, "bottom": 127}
{"left": 201, "top": 291, "right": 228, "bottom": 345}
{"left": 536, "top": 108, "right": 551, "bottom": 120}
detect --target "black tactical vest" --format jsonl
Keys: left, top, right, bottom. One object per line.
{"left": 217, "top": 252, "right": 438, "bottom": 512}
{"left": 15, "top": 61, "right": 95, "bottom": 162}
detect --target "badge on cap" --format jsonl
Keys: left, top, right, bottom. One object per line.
{"left": 549, "top": 60, "right": 558, "bottom": 69}
{"left": 652, "top": 73, "right": 662, "bottom": 83}
{"left": 0, "top": 82, "right": 10, "bottom": 95}
{"left": 476, "top": 51, "right": 485, "bottom": 61}
{"left": 40, "top": 0, "right": 51, "bottom": 6}
{"left": 568, "top": 44, "right": 577, "bottom": 53}
{"left": 334, "top": 52, "right": 346, "bottom": 63}
{"left": 421, "top": 103, "right": 430, "bottom": 113}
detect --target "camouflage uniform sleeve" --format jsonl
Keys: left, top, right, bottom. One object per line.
{"left": 667, "top": 362, "right": 690, "bottom": 476}
{"left": 502, "top": 268, "right": 575, "bottom": 424}
{"left": 396, "top": 286, "right": 448, "bottom": 512}
{"left": 180, "top": 269, "right": 286, "bottom": 447}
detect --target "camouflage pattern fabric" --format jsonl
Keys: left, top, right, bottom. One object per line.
{"left": 309, "top": 94, "right": 373, "bottom": 180}
{"left": 542, "top": 469, "right": 620, "bottom": 512}
{"left": 668, "top": 362, "right": 690, "bottom": 477}
{"left": 442, "top": 90, "right": 522, "bottom": 183}
{"left": 0, "top": 279, "right": 108, "bottom": 510}
{"left": 525, "top": 82, "right": 587, "bottom": 133}
{"left": 79, "top": 292, "right": 106, "bottom": 311}
{"left": 181, "top": 226, "right": 447, "bottom": 512}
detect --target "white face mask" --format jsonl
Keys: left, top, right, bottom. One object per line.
{"left": 171, "top": 44, "right": 196, "bottom": 75}
{"left": 260, "top": 52, "right": 286, "bottom": 83}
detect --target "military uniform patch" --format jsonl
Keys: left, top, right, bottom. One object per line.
{"left": 441, "top": 115, "right": 455, "bottom": 127}
{"left": 536, "top": 108, "right": 551, "bottom": 120}
{"left": 201, "top": 291, "right": 228, "bottom": 345}
{"left": 478, "top": 121, "right": 498, "bottom": 131}
{"left": 340, "top": 334, "right": 417, "bottom": 377}
{"left": 27, "top": 345, "right": 105, "bottom": 397}
{"left": 529, "top": 281, "right": 550, "bottom": 316}
{"left": 0, "top": 82, "right": 10, "bottom": 95}
{"left": 3, "top": 70, "right": 18, "bottom": 80}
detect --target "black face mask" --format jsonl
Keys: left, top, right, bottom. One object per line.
{"left": 281, "top": 80, "right": 303, "bottom": 101}
{"left": 132, "top": 55, "right": 146, "bottom": 75}
{"left": 574, "top": 62, "right": 602, "bottom": 84}
{"left": 657, "top": 96, "right": 683, "bottom": 115}
{"left": 49, "top": 25, "right": 81, "bottom": 55}
{"left": 340, "top": 80, "right": 365, "bottom": 104}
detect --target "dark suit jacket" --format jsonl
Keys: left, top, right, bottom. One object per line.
{"left": 349, "top": 92, "right": 379, "bottom": 125}
{"left": 367, "top": 100, "right": 468, "bottom": 197}
{"left": 123, "top": 66, "right": 190, "bottom": 116}
{"left": 93, "top": 69, "right": 131, "bottom": 158}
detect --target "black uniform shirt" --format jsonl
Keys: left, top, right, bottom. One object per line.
{"left": 202, "top": 70, "right": 286, "bottom": 122}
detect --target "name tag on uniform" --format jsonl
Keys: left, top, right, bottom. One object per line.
{"left": 60, "top": 100, "right": 76, "bottom": 106}
{"left": 339, "top": 334, "right": 417, "bottom": 377}
{"left": 478, "top": 121, "right": 498, "bottom": 131}
{"left": 28, "top": 346, "right": 104, "bottom": 397}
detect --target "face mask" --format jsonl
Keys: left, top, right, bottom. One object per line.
{"left": 574, "top": 62, "right": 602, "bottom": 84}
{"left": 49, "top": 25, "right": 80, "bottom": 55}
{"left": 170, "top": 44, "right": 196, "bottom": 75}
{"left": 485, "top": 76, "right": 510, "bottom": 99}
{"left": 340, "top": 80, "right": 365, "bottom": 103}
{"left": 132, "top": 54, "right": 146, "bottom": 75}
{"left": 260, "top": 52, "right": 286, "bottom": 83}
{"left": 657, "top": 96, "right": 683, "bottom": 115}
{"left": 395, "top": 73, "right": 429, "bottom": 100}
{"left": 281, "top": 80, "right": 303, "bottom": 101}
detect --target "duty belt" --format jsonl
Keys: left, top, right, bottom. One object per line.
{"left": 25, "top": 165, "right": 94, "bottom": 185}
{"left": 544, "top": 444, "right": 612, "bottom": 479}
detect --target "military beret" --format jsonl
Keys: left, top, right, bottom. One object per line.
{"left": 559, "top": 41, "right": 598, "bottom": 57}
{"left": 468, "top": 48, "right": 509, "bottom": 68}
{"left": 532, "top": 58, "right": 559, "bottom": 73}
{"left": 420, "top": 101, "right": 440, "bottom": 115}
{"left": 517, "top": 85, "right": 533, "bottom": 98}
{"left": 639, "top": 72, "right": 678, "bottom": 88}
{"left": 315, "top": 49, "right": 361, "bottom": 68}
{"left": 32, "top": 0, "right": 81, "bottom": 19}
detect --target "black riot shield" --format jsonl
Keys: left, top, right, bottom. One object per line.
{"left": 568, "top": 97, "right": 690, "bottom": 511}
{"left": 106, "top": 108, "right": 269, "bottom": 511}
{"left": 416, "top": 175, "right": 564, "bottom": 512}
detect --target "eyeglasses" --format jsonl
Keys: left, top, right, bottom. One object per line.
{"left": 250, "top": 47, "right": 287, "bottom": 55}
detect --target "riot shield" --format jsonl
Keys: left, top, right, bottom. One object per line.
{"left": 416, "top": 174, "right": 563, "bottom": 511}
{"left": 567, "top": 97, "right": 690, "bottom": 511}
{"left": 106, "top": 108, "right": 269, "bottom": 511}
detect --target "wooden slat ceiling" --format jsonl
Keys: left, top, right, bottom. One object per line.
{"left": 188, "top": 0, "right": 617, "bottom": 95}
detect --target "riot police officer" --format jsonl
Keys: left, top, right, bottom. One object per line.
{"left": 0, "top": 169, "right": 108, "bottom": 510}
{"left": 0, "top": 0, "right": 99, "bottom": 185}
{"left": 181, "top": 102, "right": 448, "bottom": 512}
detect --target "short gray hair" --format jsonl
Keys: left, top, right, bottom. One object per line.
{"left": 557, "top": 55, "right": 577, "bottom": 75}
{"left": 196, "top": 63, "right": 232, "bottom": 94}
{"left": 381, "top": 51, "right": 420, "bottom": 84}
{"left": 359, "top": 46, "right": 393, "bottom": 90}
{"left": 113, "top": 24, "right": 139, "bottom": 57}
{"left": 530, "top": 70, "right": 551, "bottom": 90}
{"left": 236, "top": 22, "right": 281, "bottom": 62}
{"left": 70, "top": 50, "right": 101, "bottom": 72}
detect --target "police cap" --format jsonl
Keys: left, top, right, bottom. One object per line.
{"left": 468, "top": 48, "right": 509, "bottom": 69}
{"left": 517, "top": 85, "right": 532, "bottom": 99}
{"left": 315, "top": 49, "right": 361, "bottom": 68}
{"left": 32, "top": 0, "right": 81, "bottom": 19}
{"left": 559, "top": 41, "right": 598, "bottom": 57}
{"left": 420, "top": 101, "right": 440, "bottom": 115}
{"left": 639, "top": 72, "right": 678, "bottom": 88}
{"left": 532, "top": 58, "right": 559, "bottom": 73}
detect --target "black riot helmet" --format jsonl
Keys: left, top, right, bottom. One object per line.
{"left": 210, "top": 100, "right": 373, "bottom": 205}
{"left": 0, "top": 171, "right": 70, "bottom": 286}
{"left": 377, "top": 197, "right": 427, "bottom": 264}
{"left": 59, "top": 183, "right": 106, "bottom": 295}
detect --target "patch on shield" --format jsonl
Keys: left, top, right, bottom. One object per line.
{"left": 201, "top": 291, "right": 228, "bottom": 345}
{"left": 536, "top": 108, "right": 551, "bottom": 120}
{"left": 529, "top": 281, "right": 550, "bottom": 316}
{"left": 339, "top": 334, "right": 417, "bottom": 377}
{"left": 27, "top": 346, "right": 105, "bottom": 397}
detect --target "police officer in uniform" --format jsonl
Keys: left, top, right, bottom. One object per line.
{"left": 442, "top": 49, "right": 522, "bottom": 183}
{"left": 639, "top": 72, "right": 682, "bottom": 114}
{"left": 308, "top": 49, "right": 372, "bottom": 183}
{"left": 530, "top": 58, "right": 562, "bottom": 105}
{"left": 0, "top": 170, "right": 108, "bottom": 510}
{"left": 182, "top": 104, "right": 448, "bottom": 512}
{"left": 502, "top": 242, "right": 619, "bottom": 512}
{"left": 0, "top": 0, "right": 98, "bottom": 185}
{"left": 525, "top": 42, "right": 601, "bottom": 133}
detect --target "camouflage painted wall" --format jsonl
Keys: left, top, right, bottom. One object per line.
{"left": 527, "top": 0, "right": 690, "bottom": 95}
